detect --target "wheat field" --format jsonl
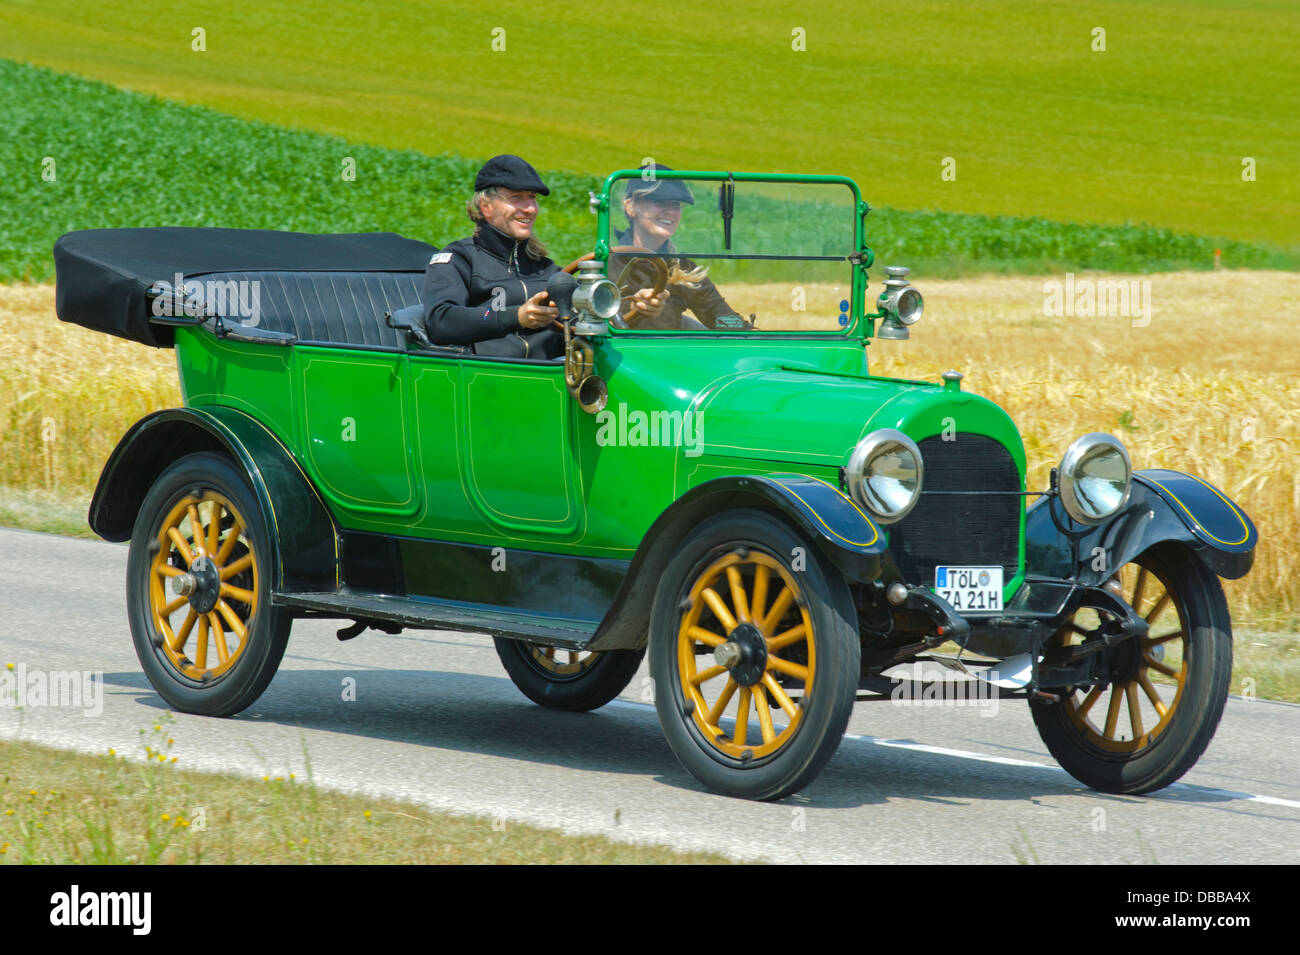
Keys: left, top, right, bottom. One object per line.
{"left": 2, "top": 271, "right": 1297, "bottom": 627}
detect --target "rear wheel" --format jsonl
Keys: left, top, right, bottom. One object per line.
{"left": 650, "top": 509, "right": 859, "bottom": 801}
{"left": 493, "top": 639, "right": 644, "bottom": 712}
{"left": 1031, "top": 545, "right": 1232, "bottom": 794}
{"left": 126, "top": 452, "right": 290, "bottom": 716}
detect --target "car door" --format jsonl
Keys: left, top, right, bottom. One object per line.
{"left": 457, "top": 357, "right": 583, "bottom": 539}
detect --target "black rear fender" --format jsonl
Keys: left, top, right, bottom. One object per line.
{"left": 90, "top": 407, "right": 338, "bottom": 592}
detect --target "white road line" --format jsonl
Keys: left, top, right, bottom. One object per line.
{"left": 609, "top": 698, "right": 1300, "bottom": 811}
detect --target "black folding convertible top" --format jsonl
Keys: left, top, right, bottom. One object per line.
{"left": 54, "top": 228, "right": 438, "bottom": 347}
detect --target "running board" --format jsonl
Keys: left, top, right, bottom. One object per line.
{"left": 272, "top": 590, "right": 598, "bottom": 648}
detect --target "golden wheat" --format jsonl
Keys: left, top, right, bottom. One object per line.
{"left": 3, "top": 272, "right": 1297, "bottom": 624}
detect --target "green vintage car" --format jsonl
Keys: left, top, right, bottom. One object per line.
{"left": 55, "top": 170, "right": 1257, "bottom": 801}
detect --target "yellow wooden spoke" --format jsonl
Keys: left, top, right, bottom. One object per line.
{"left": 211, "top": 614, "right": 230, "bottom": 664}
{"left": 161, "top": 594, "right": 188, "bottom": 617}
{"left": 206, "top": 500, "right": 221, "bottom": 558}
{"left": 701, "top": 587, "right": 738, "bottom": 633}
{"left": 762, "top": 673, "right": 798, "bottom": 718}
{"left": 543, "top": 647, "right": 555, "bottom": 659}
{"left": 219, "top": 553, "right": 253, "bottom": 580}
{"left": 690, "top": 664, "right": 729, "bottom": 686}
{"left": 761, "top": 586, "right": 795, "bottom": 635}
{"left": 1130, "top": 567, "right": 1148, "bottom": 613}
{"left": 726, "top": 566, "right": 751, "bottom": 624}
{"left": 734, "top": 687, "right": 751, "bottom": 746}
{"left": 220, "top": 582, "right": 256, "bottom": 605}
{"left": 767, "top": 624, "right": 807, "bottom": 651}
{"left": 216, "top": 520, "right": 243, "bottom": 564}
{"left": 1143, "top": 654, "right": 1178, "bottom": 678}
{"left": 1145, "top": 591, "right": 1172, "bottom": 625}
{"left": 170, "top": 610, "right": 198, "bottom": 653}
{"left": 1125, "top": 682, "right": 1144, "bottom": 739}
{"left": 1137, "top": 672, "right": 1168, "bottom": 717}
{"left": 569, "top": 650, "right": 580, "bottom": 665}
{"left": 157, "top": 564, "right": 185, "bottom": 578}
{"left": 1147, "top": 629, "right": 1184, "bottom": 646}
{"left": 687, "top": 626, "right": 726, "bottom": 647}
{"left": 1077, "top": 684, "right": 1104, "bottom": 719}
{"left": 707, "top": 679, "right": 739, "bottom": 727}
{"left": 1103, "top": 684, "right": 1124, "bottom": 738}
{"left": 186, "top": 504, "right": 204, "bottom": 554}
{"left": 751, "top": 565, "right": 770, "bottom": 624}
{"left": 767, "top": 656, "right": 809, "bottom": 682}
{"left": 215, "top": 599, "right": 248, "bottom": 640}
{"left": 167, "top": 527, "right": 194, "bottom": 566}
{"left": 194, "top": 616, "right": 209, "bottom": 670}
{"left": 754, "top": 684, "right": 776, "bottom": 744}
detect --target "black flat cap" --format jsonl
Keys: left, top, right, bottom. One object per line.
{"left": 627, "top": 163, "right": 694, "bottom": 204}
{"left": 474, "top": 154, "right": 550, "bottom": 196}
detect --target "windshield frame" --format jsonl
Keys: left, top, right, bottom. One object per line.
{"left": 595, "top": 170, "right": 873, "bottom": 338}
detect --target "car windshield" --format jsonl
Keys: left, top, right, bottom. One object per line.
{"left": 604, "top": 176, "right": 858, "bottom": 333}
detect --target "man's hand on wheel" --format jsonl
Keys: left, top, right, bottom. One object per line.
{"left": 517, "top": 291, "right": 559, "bottom": 329}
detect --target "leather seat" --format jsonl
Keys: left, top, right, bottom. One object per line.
{"left": 197, "top": 270, "right": 425, "bottom": 348}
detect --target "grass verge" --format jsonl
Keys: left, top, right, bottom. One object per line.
{"left": 0, "top": 725, "right": 737, "bottom": 865}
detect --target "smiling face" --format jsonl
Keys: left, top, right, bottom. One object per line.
{"left": 481, "top": 188, "right": 539, "bottom": 241}
{"left": 624, "top": 196, "right": 683, "bottom": 249}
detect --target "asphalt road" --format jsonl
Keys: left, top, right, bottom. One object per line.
{"left": 2, "top": 527, "right": 1297, "bottom": 864}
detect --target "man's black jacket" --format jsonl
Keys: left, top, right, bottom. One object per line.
{"left": 421, "top": 223, "right": 562, "bottom": 359}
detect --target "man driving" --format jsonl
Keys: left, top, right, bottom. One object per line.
{"left": 422, "top": 155, "right": 563, "bottom": 358}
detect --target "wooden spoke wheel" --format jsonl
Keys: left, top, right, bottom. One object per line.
{"left": 1031, "top": 545, "right": 1232, "bottom": 794}
{"left": 127, "top": 452, "right": 290, "bottom": 716}
{"left": 675, "top": 551, "right": 814, "bottom": 760}
{"left": 493, "top": 638, "right": 644, "bottom": 712}
{"left": 148, "top": 489, "right": 257, "bottom": 682}
{"left": 650, "top": 509, "right": 858, "bottom": 801}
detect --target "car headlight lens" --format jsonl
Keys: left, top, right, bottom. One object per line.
{"left": 847, "top": 429, "right": 923, "bottom": 524}
{"left": 1058, "top": 433, "right": 1132, "bottom": 524}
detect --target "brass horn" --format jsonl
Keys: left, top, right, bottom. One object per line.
{"left": 549, "top": 270, "right": 610, "bottom": 414}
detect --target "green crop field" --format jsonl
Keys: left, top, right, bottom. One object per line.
{"left": 0, "top": 59, "right": 1294, "bottom": 285}
{"left": 0, "top": 0, "right": 1296, "bottom": 249}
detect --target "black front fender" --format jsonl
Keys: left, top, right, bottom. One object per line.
{"left": 585, "top": 473, "right": 884, "bottom": 651}
{"left": 1026, "top": 468, "right": 1257, "bottom": 583}
{"left": 89, "top": 407, "right": 338, "bottom": 593}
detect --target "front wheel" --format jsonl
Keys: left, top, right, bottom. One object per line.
{"left": 126, "top": 452, "right": 291, "bottom": 716}
{"left": 1031, "top": 544, "right": 1232, "bottom": 794}
{"left": 493, "top": 639, "right": 644, "bottom": 712}
{"left": 650, "top": 509, "right": 859, "bottom": 801}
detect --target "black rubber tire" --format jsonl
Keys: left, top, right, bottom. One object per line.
{"left": 1031, "top": 544, "right": 1232, "bottom": 794}
{"left": 493, "top": 639, "right": 645, "bottom": 712}
{"left": 649, "top": 508, "right": 859, "bottom": 801}
{"left": 126, "top": 451, "right": 291, "bottom": 716}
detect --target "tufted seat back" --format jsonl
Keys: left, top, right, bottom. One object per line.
{"left": 197, "top": 270, "right": 425, "bottom": 349}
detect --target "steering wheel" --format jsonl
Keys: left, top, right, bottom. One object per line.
{"left": 562, "top": 246, "right": 670, "bottom": 326}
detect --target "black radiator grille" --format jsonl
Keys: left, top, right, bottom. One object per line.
{"left": 887, "top": 434, "right": 1021, "bottom": 586}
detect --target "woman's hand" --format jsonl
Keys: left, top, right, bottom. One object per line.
{"left": 628, "top": 287, "right": 669, "bottom": 320}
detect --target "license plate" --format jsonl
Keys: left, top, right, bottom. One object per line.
{"left": 934, "top": 565, "right": 1003, "bottom": 613}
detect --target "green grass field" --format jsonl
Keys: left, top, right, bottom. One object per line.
{"left": 0, "top": 0, "right": 1296, "bottom": 248}
{"left": 0, "top": 59, "right": 1293, "bottom": 284}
